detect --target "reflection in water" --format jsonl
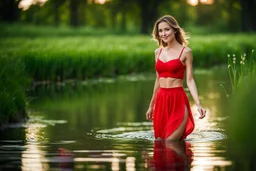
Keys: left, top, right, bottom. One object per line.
{"left": 21, "top": 143, "right": 48, "bottom": 170}
{"left": 21, "top": 121, "right": 48, "bottom": 171}
{"left": 111, "top": 157, "right": 119, "bottom": 170}
{"left": 191, "top": 104, "right": 210, "bottom": 131}
{"left": 74, "top": 150, "right": 136, "bottom": 170}
{"left": 191, "top": 143, "right": 232, "bottom": 171}
{"left": 126, "top": 157, "right": 136, "bottom": 171}
{"left": 16, "top": 114, "right": 229, "bottom": 171}
{"left": 146, "top": 140, "right": 192, "bottom": 171}
{"left": 57, "top": 148, "right": 74, "bottom": 170}
{"left": 0, "top": 68, "right": 237, "bottom": 170}
{"left": 19, "top": 117, "right": 75, "bottom": 171}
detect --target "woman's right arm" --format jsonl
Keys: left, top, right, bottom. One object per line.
{"left": 146, "top": 77, "right": 160, "bottom": 120}
{"left": 146, "top": 49, "right": 160, "bottom": 120}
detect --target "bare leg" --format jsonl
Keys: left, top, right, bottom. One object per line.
{"left": 165, "top": 140, "right": 191, "bottom": 168}
{"left": 166, "top": 105, "right": 189, "bottom": 141}
{"left": 155, "top": 137, "right": 164, "bottom": 141}
{"left": 165, "top": 140, "right": 186, "bottom": 158}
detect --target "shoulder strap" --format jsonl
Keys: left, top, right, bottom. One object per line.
{"left": 178, "top": 47, "right": 185, "bottom": 59}
{"left": 157, "top": 48, "right": 163, "bottom": 59}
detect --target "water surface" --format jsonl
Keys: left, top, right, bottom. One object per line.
{"left": 0, "top": 67, "right": 234, "bottom": 170}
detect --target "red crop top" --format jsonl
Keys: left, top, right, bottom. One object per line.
{"left": 155, "top": 47, "right": 186, "bottom": 79}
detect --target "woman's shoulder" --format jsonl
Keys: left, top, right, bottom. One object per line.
{"left": 154, "top": 48, "right": 161, "bottom": 55}
{"left": 154, "top": 48, "right": 161, "bottom": 61}
{"left": 184, "top": 46, "right": 192, "bottom": 53}
{"left": 182, "top": 46, "right": 193, "bottom": 61}
{"left": 183, "top": 46, "right": 193, "bottom": 57}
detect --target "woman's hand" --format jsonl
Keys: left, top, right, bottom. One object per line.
{"left": 197, "top": 104, "right": 206, "bottom": 119}
{"left": 146, "top": 107, "right": 154, "bottom": 120}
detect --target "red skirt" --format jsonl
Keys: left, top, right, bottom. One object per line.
{"left": 153, "top": 87, "right": 195, "bottom": 139}
{"left": 149, "top": 141, "right": 193, "bottom": 170}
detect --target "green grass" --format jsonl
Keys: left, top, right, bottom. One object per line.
{"left": 0, "top": 35, "right": 156, "bottom": 81}
{"left": 227, "top": 72, "right": 256, "bottom": 160}
{"left": 227, "top": 50, "right": 255, "bottom": 92}
{"left": 0, "top": 23, "right": 140, "bottom": 38}
{"left": 0, "top": 24, "right": 256, "bottom": 125}
{"left": 0, "top": 56, "right": 29, "bottom": 126}
{"left": 225, "top": 48, "right": 256, "bottom": 161}
{"left": 0, "top": 26, "right": 255, "bottom": 82}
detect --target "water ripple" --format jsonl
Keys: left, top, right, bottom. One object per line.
{"left": 186, "top": 131, "right": 227, "bottom": 142}
{"left": 96, "top": 130, "right": 154, "bottom": 141}
{"left": 95, "top": 127, "right": 227, "bottom": 142}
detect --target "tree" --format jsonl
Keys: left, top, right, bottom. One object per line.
{"left": 107, "top": 0, "right": 137, "bottom": 32}
{"left": 51, "top": 0, "right": 67, "bottom": 26}
{"left": 110, "top": 0, "right": 167, "bottom": 34}
{"left": 240, "top": 0, "right": 256, "bottom": 31}
{"left": 226, "top": 0, "right": 241, "bottom": 32}
{"left": 137, "top": 0, "right": 166, "bottom": 34}
{"left": 0, "top": 0, "right": 21, "bottom": 22}
{"left": 69, "top": 0, "right": 79, "bottom": 26}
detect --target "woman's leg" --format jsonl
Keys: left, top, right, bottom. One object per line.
{"left": 166, "top": 105, "right": 189, "bottom": 141}
{"left": 165, "top": 140, "right": 186, "bottom": 158}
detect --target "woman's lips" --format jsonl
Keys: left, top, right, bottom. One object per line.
{"left": 162, "top": 36, "right": 169, "bottom": 40}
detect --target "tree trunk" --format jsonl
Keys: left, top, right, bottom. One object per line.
{"left": 110, "top": 10, "right": 117, "bottom": 30}
{"left": 79, "top": 0, "right": 86, "bottom": 26}
{"left": 121, "top": 10, "right": 126, "bottom": 31}
{"left": 227, "top": 0, "right": 240, "bottom": 32}
{"left": 140, "top": 5, "right": 149, "bottom": 34}
{"left": 196, "top": 1, "right": 204, "bottom": 25}
{"left": 0, "top": 0, "right": 21, "bottom": 22}
{"left": 179, "top": 0, "right": 189, "bottom": 26}
{"left": 69, "top": 0, "right": 79, "bottom": 27}
{"left": 139, "top": 0, "right": 159, "bottom": 34}
{"left": 53, "top": 1, "right": 60, "bottom": 26}
{"left": 240, "top": 0, "right": 256, "bottom": 31}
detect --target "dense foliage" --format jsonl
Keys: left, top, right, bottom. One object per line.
{"left": 1, "top": 0, "right": 256, "bottom": 33}
{"left": 0, "top": 56, "right": 28, "bottom": 126}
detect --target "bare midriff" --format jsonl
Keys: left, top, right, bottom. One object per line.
{"left": 158, "top": 77, "right": 183, "bottom": 88}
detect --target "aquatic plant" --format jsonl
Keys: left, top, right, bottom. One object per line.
{"left": 227, "top": 49, "right": 255, "bottom": 92}
{"left": 227, "top": 74, "right": 256, "bottom": 168}
{"left": 226, "top": 49, "right": 256, "bottom": 170}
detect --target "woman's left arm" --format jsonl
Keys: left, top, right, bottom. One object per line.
{"left": 184, "top": 48, "right": 206, "bottom": 119}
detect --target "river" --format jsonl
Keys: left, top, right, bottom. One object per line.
{"left": 0, "top": 66, "right": 236, "bottom": 171}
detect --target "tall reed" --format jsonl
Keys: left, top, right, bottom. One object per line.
{"left": 227, "top": 49, "right": 255, "bottom": 92}
{"left": 226, "top": 53, "right": 256, "bottom": 168}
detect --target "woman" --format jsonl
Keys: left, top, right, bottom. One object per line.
{"left": 146, "top": 15, "right": 206, "bottom": 141}
{"left": 149, "top": 140, "right": 193, "bottom": 170}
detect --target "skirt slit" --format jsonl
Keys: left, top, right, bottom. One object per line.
{"left": 153, "top": 87, "right": 195, "bottom": 140}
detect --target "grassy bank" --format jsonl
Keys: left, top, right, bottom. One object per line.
{"left": 0, "top": 56, "right": 28, "bottom": 127}
{"left": 0, "top": 31, "right": 255, "bottom": 82}
{"left": 0, "top": 24, "right": 255, "bottom": 126}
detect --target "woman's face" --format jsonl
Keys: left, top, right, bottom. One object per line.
{"left": 158, "top": 21, "right": 176, "bottom": 43}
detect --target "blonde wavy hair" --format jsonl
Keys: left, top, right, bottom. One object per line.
{"left": 152, "top": 15, "right": 189, "bottom": 47}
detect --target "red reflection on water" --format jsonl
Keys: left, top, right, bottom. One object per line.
{"left": 58, "top": 148, "right": 74, "bottom": 169}
{"left": 148, "top": 141, "right": 193, "bottom": 170}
